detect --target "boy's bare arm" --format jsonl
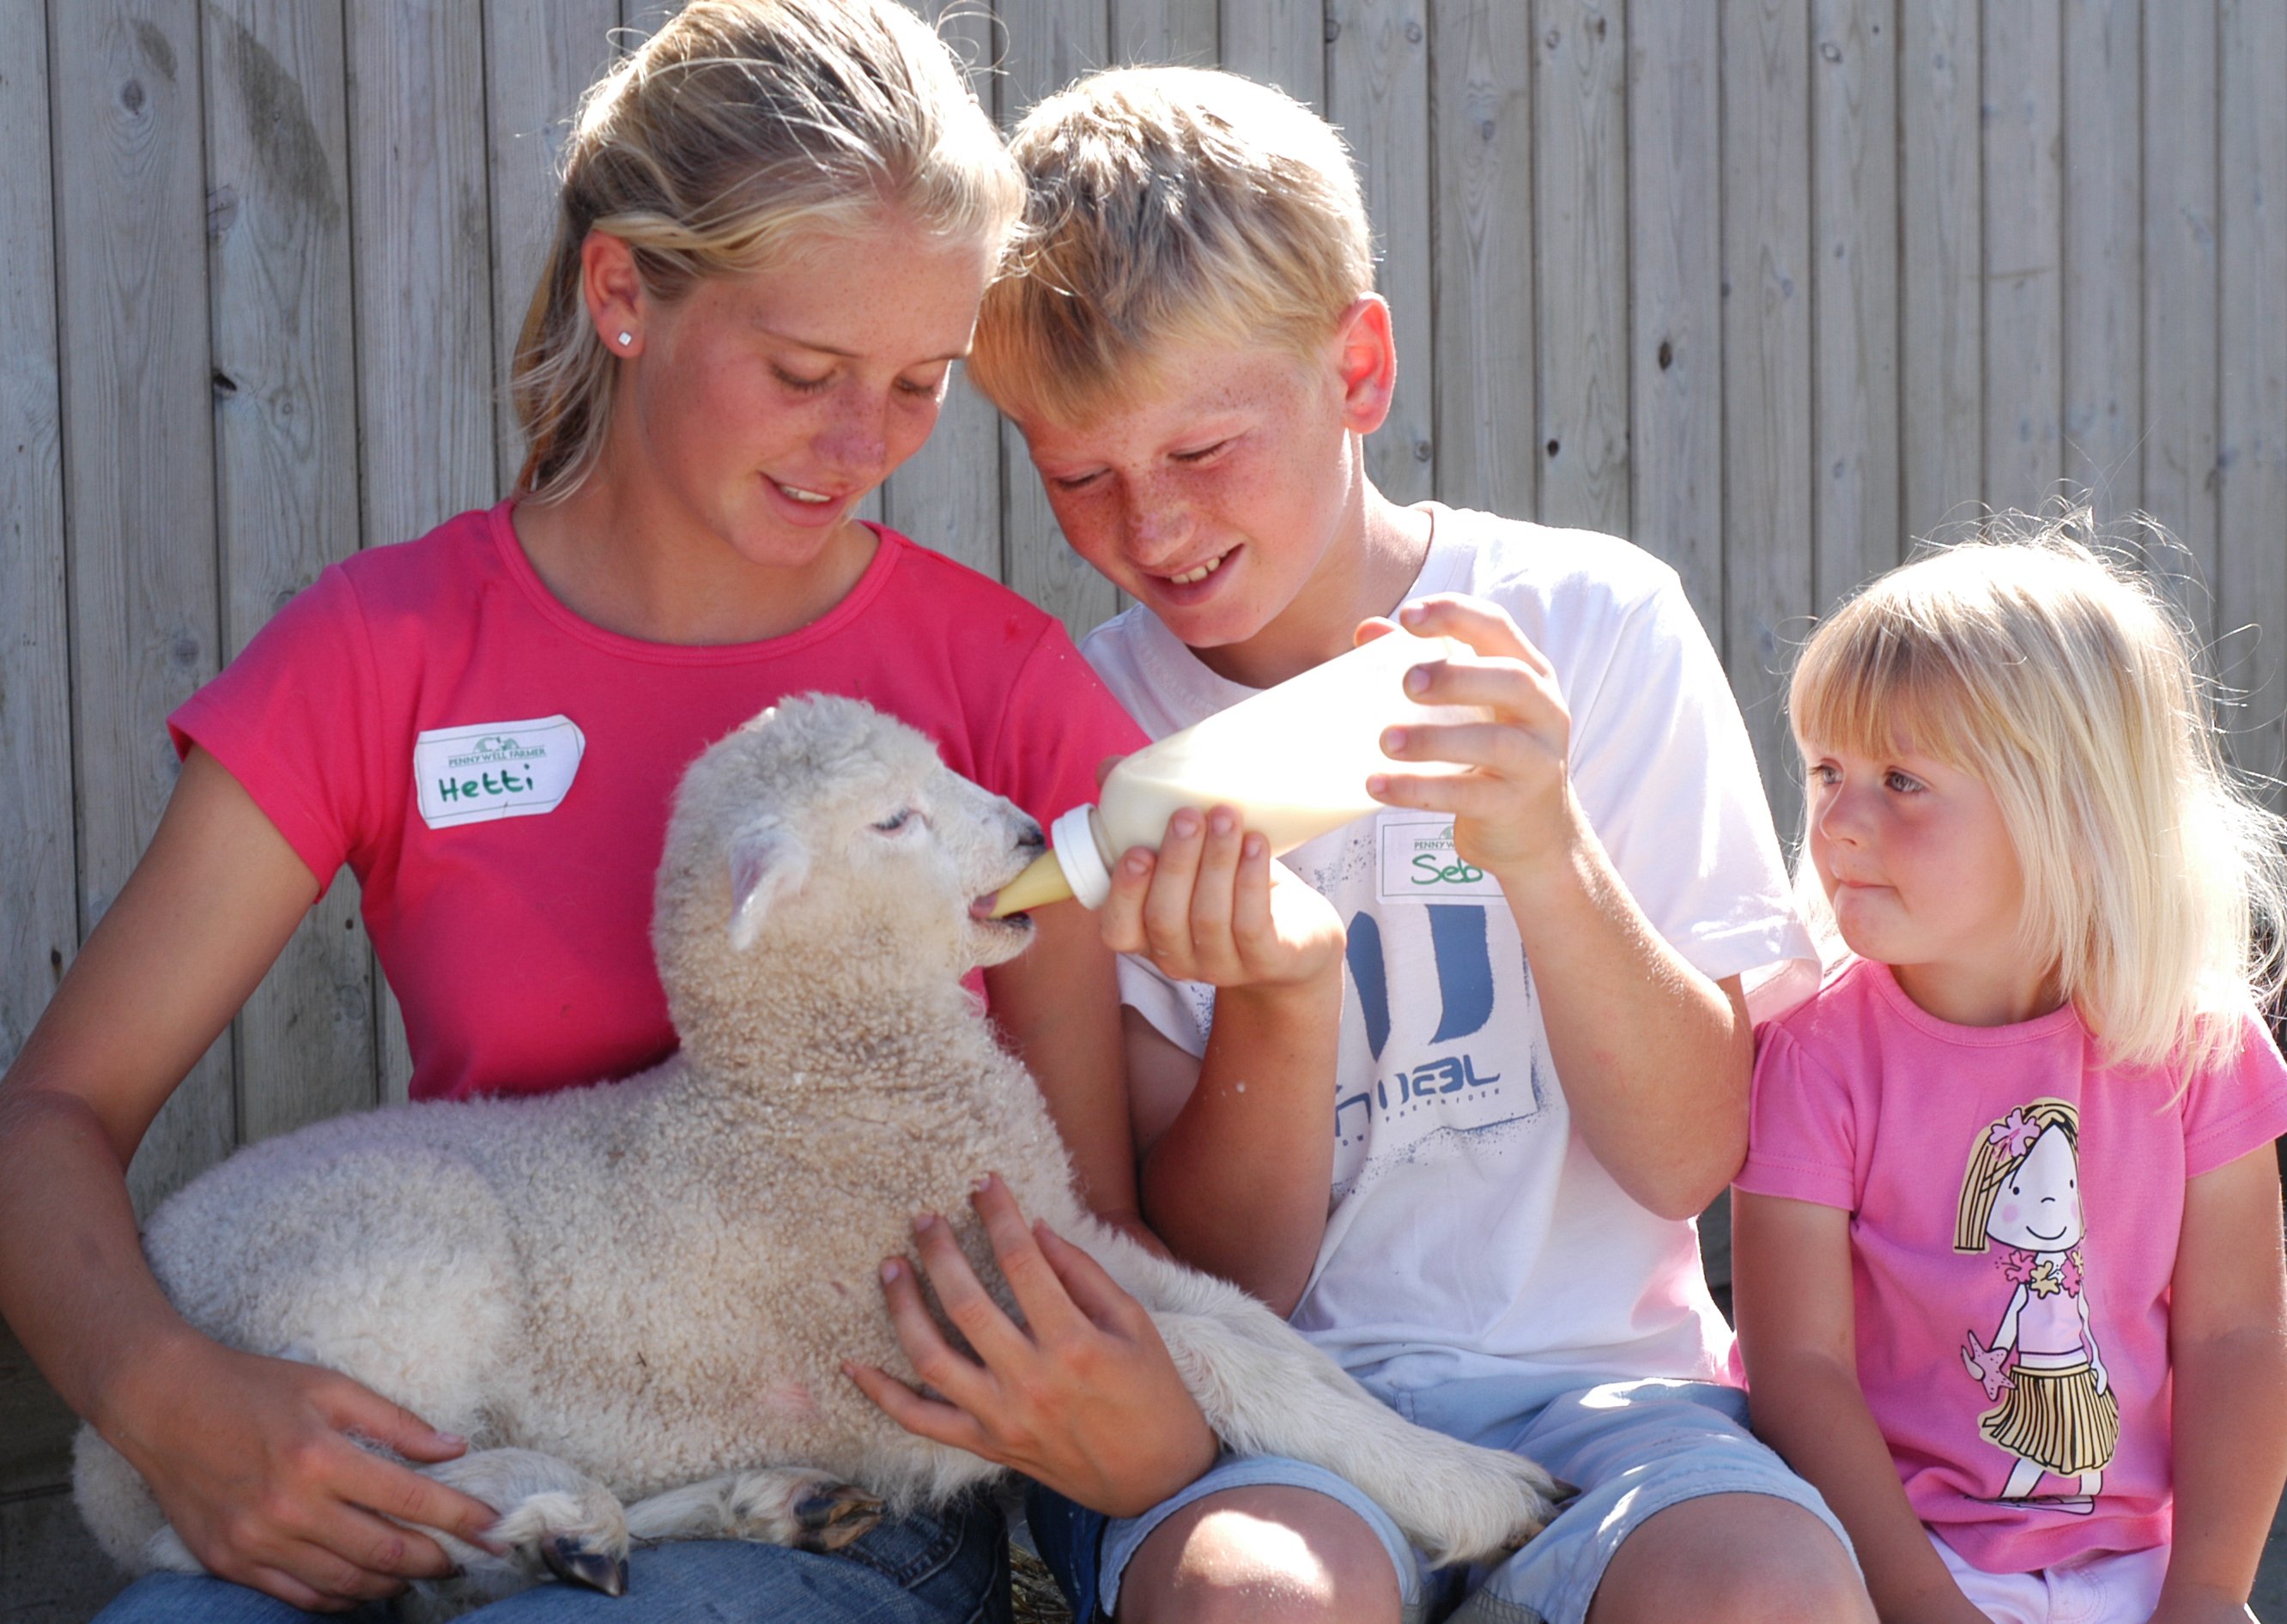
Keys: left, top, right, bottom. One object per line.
{"left": 1733, "top": 1192, "right": 1985, "bottom": 1624}
{"left": 1376, "top": 596, "right": 1750, "bottom": 1217}
{"left": 1099, "top": 808, "right": 1345, "bottom": 1309}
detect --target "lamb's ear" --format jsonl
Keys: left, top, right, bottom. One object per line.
{"left": 726, "top": 820, "right": 808, "bottom": 950}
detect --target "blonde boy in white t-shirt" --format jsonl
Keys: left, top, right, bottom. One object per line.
{"left": 948, "top": 68, "right": 1872, "bottom": 1624}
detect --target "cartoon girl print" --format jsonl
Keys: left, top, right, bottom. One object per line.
{"left": 1953, "top": 1100, "right": 2118, "bottom": 1513}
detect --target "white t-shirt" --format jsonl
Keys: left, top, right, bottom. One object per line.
{"left": 1082, "top": 506, "right": 1814, "bottom": 1390}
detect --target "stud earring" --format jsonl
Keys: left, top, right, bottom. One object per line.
{"left": 616, "top": 330, "right": 634, "bottom": 348}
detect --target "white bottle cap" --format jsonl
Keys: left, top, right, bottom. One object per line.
{"left": 1050, "top": 803, "right": 1114, "bottom": 909}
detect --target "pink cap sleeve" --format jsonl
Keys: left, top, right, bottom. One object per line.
{"left": 986, "top": 621, "right": 1148, "bottom": 825}
{"left": 167, "top": 565, "right": 379, "bottom": 900}
{"left": 1736, "top": 1020, "right": 1860, "bottom": 1210}
{"left": 2182, "top": 1009, "right": 2287, "bottom": 1179}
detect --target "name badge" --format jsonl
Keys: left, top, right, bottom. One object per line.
{"left": 414, "top": 715, "right": 585, "bottom": 829}
{"left": 1375, "top": 812, "right": 1505, "bottom": 903}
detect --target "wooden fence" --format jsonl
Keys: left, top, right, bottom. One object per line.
{"left": 3, "top": 2, "right": 2285, "bottom": 1615}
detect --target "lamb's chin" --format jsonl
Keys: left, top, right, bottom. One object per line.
{"left": 966, "top": 912, "right": 1036, "bottom": 967}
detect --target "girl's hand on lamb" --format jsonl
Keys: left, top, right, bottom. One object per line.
{"left": 109, "top": 1332, "right": 502, "bottom": 1610}
{"left": 845, "top": 1173, "right": 1218, "bottom": 1516}
{"left": 1369, "top": 596, "right": 1584, "bottom": 885}
{"left": 1100, "top": 807, "right": 1344, "bottom": 992}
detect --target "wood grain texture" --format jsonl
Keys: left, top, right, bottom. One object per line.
{"left": 1222, "top": 0, "right": 1326, "bottom": 110}
{"left": 2217, "top": 0, "right": 2287, "bottom": 797}
{"left": 1623, "top": 0, "right": 1718, "bottom": 625}
{"left": 2060, "top": 0, "right": 2143, "bottom": 529}
{"left": 1898, "top": 0, "right": 1981, "bottom": 545}
{"left": 1981, "top": 2, "right": 2064, "bottom": 518}
{"left": 2142, "top": 3, "right": 2221, "bottom": 646}
{"left": 998, "top": 0, "right": 1122, "bottom": 633}
{"left": 1113, "top": 0, "right": 1218, "bottom": 64}
{"left": 1431, "top": 0, "right": 1537, "bottom": 526}
{"left": 1810, "top": 0, "right": 1898, "bottom": 605}
{"left": 347, "top": 0, "right": 498, "bottom": 1100}
{"left": 483, "top": 0, "right": 620, "bottom": 490}
{"left": 53, "top": 0, "right": 237, "bottom": 1214}
{"left": 1331, "top": 0, "right": 1435, "bottom": 505}
{"left": 0, "top": 0, "right": 74, "bottom": 1087}
{"left": 202, "top": 0, "right": 379, "bottom": 1146}
{"left": 0, "top": 1486, "right": 123, "bottom": 1623}
{"left": 1720, "top": 0, "right": 1813, "bottom": 827}
{"left": 1532, "top": 0, "right": 1629, "bottom": 536}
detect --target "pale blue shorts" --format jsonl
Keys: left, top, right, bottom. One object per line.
{"left": 1028, "top": 1369, "right": 1853, "bottom": 1624}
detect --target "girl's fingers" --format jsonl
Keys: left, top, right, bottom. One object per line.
{"left": 875, "top": 1251, "right": 998, "bottom": 1411}
{"left": 841, "top": 1360, "right": 986, "bottom": 1456}
{"left": 1368, "top": 768, "right": 1533, "bottom": 825}
{"left": 906, "top": 1212, "right": 1037, "bottom": 1372}
{"left": 968, "top": 1176, "right": 1088, "bottom": 1341}
{"left": 1228, "top": 835, "right": 1275, "bottom": 957}
{"left": 238, "top": 1566, "right": 334, "bottom": 1614}
{"left": 332, "top": 1447, "right": 500, "bottom": 1559}
{"left": 1033, "top": 1220, "right": 1154, "bottom": 1337}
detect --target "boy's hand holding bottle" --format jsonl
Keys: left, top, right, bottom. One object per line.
{"left": 1368, "top": 595, "right": 1586, "bottom": 888}
{"left": 1098, "top": 801, "right": 1344, "bottom": 994}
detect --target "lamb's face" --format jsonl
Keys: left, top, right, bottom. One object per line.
{"left": 667, "top": 696, "right": 1047, "bottom": 980}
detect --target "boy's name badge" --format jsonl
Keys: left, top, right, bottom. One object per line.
{"left": 1375, "top": 812, "right": 1504, "bottom": 903}
{"left": 414, "top": 716, "right": 585, "bottom": 829}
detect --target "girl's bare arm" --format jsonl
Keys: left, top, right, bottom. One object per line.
{"left": 2151, "top": 1143, "right": 2287, "bottom": 1623}
{"left": 0, "top": 748, "right": 495, "bottom": 1610}
{"left": 1733, "top": 1191, "right": 1985, "bottom": 1624}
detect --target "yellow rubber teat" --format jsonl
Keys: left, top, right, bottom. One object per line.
{"left": 989, "top": 849, "right": 1074, "bottom": 917}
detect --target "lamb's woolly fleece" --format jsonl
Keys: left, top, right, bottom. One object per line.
{"left": 76, "top": 695, "right": 1557, "bottom": 1607}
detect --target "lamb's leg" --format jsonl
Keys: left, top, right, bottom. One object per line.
{"left": 1074, "top": 1222, "right": 1560, "bottom": 1567}
{"left": 626, "top": 1468, "right": 883, "bottom": 1553}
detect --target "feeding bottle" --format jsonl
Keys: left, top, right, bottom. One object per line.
{"left": 990, "top": 627, "right": 1477, "bottom": 915}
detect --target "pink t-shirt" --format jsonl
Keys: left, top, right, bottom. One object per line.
{"left": 1738, "top": 957, "right": 2287, "bottom": 1574}
{"left": 169, "top": 502, "right": 1144, "bottom": 1103}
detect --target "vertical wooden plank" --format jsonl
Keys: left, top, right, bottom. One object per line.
{"left": 1623, "top": 0, "right": 1718, "bottom": 626}
{"left": 0, "top": 0, "right": 72, "bottom": 1087}
{"left": 1981, "top": 3, "right": 2063, "bottom": 518}
{"left": 1113, "top": 0, "right": 1219, "bottom": 64}
{"left": 483, "top": 1, "right": 620, "bottom": 490}
{"left": 998, "top": 0, "right": 1123, "bottom": 633}
{"left": 2143, "top": 4, "right": 2221, "bottom": 648}
{"left": 1532, "top": 0, "right": 1629, "bottom": 536}
{"left": 2218, "top": 0, "right": 2287, "bottom": 797}
{"left": 1330, "top": 0, "right": 1435, "bottom": 505}
{"left": 2060, "top": 0, "right": 2142, "bottom": 530}
{"left": 1810, "top": 0, "right": 1898, "bottom": 605}
{"left": 203, "top": 0, "right": 378, "bottom": 1142}
{"left": 1432, "top": 0, "right": 1536, "bottom": 526}
{"left": 882, "top": 0, "right": 1005, "bottom": 581}
{"left": 348, "top": 0, "right": 496, "bottom": 1100}
{"left": 1720, "top": 0, "right": 1812, "bottom": 830}
{"left": 1898, "top": 0, "right": 1980, "bottom": 546}
{"left": 54, "top": 2, "right": 236, "bottom": 1209}
{"left": 0, "top": 7, "right": 87, "bottom": 1588}
{"left": 1222, "top": 0, "right": 1326, "bottom": 112}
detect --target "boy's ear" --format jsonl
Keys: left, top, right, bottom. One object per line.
{"left": 1333, "top": 294, "right": 1400, "bottom": 436}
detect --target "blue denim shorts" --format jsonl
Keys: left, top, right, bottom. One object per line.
{"left": 1028, "top": 1372, "right": 1852, "bottom": 1624}
{"left": 94, "top": 1490, "right": 1010, "bottom": 1624}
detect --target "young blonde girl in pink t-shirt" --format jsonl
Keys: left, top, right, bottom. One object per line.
{"left": 1734, "top": 524, "right": 2287, "bottom": 1624}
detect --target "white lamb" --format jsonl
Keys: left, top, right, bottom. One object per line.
{"left": 77, "top": 694, "right": 1558, "bottom": 1614}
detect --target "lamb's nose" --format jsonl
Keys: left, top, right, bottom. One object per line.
{"left": 1016, "top": 820, "right": 1046, "bottom": 851}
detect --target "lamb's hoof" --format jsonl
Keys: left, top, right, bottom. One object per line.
{"left": 791, "top": 1484, "right": 884, "bottom": 1554}
{"left": 543, "top": 1536, "right": 630, "bottom": 1597}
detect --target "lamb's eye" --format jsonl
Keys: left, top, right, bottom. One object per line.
{"left": 871, "top": 809, "right": 915, "bottom": 833}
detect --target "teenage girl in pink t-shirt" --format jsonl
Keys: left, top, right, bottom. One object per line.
{"left": 1733, "top": 526, "right": 2287, "bottom": 1624}
{"left": 0, "top": 5, "right": 1217, "bottom": 1621}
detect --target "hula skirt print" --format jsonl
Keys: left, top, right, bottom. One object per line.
{"left": 1979, "top": 1361, "right": 2119, "bottom": 1476}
